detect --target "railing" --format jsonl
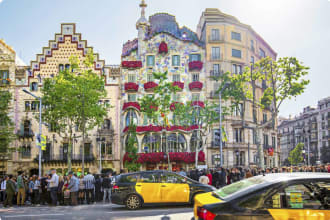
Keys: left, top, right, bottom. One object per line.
{"left": 17, "top": 131, "right": 34, "bottom": 139}
{"left": 210, "top": 54, "right": 223, "bottom": 61}
{"left": 41, "top": 154, "right": 95, "bottom": 162}
{"left": 208, "top": 35, "right": 223, "bottom": 43}
{"left": 209, "top": 70, "right": 224, "bottom": 78}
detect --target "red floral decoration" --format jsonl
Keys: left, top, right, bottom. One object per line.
{"left": 268, "top": 148, "right": 274, "bottom": 156}
{"left": 144, "top": 81, "right": 158, "bottom": 90}
{"left": 122, "top": 102, "right": 141, "bottom": 111}
{"left": 188, "top": 61, "right": 203, "bottom": 71}
{"left": 137, "top": 152, "right": 165, "bottom": 164}
{"left": 189, "top": 81, "right": 203, "bottom": 90}
{"left": 132, "top": 151, "right": 205, "bottom": 164}
{"left": 123, "top": 152, "right": 133, "bottom": 164}
{"left": 191, "top": 101, "right": 205, "bottom": 108}
{"left": 172, "top": 81, "right": 184, "bottom": 90}
{"left": 158, "top": 41, "right": 168, "bottom": 54}
{"left": 123, "top": 125, "right": 199, "bottom": 133}
{"left": 124, "top": 82, "right": 139, "bottom": 91}
{"left": 170, "top": 102, "right": 183, "bottom": 111}
{"left": 121, "top": 61, "right": 142, "bottom": 69}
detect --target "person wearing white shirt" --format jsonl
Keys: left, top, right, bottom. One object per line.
{"left": 0, "top": 176, "right": 8, "bottom": 202}
{"left": 46, "top": 169, "right": 59, "bottom": 206}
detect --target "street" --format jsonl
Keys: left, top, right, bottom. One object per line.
{"left": 0, "top": 203, "right": 193, "bottom": 220}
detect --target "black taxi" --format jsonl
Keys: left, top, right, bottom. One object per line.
{"left": 111, "top": 170, "right": 215, "bottom": 210}
{"left": 194, "top": 173, "right": 330, "bottom": 220}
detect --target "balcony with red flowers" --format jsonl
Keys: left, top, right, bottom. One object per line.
{"left": 191, "top": 101, "right": 205, "bottom": 108}
{"left": 144, "top": 81, "right": 158, "bottom": 91}
{"left": 170, "top": 102, "right": 183, "bottom": 111}
{"left": 188, "top": 61, "right": 203, "bottom": 71}
{"left": 172, "top": 81, "right": 184, "bottom": 90}
{"left": 124, "top": 82, "right": 139, "bottom": 92}
{"left": 123, "top": 124, "right": 199, "bottom": 133}
{"left": 121, "top": 61, "right": 142, "bottom": 69}
{"left": 122, "top": 102, "right": 141, "bottom": 111}
{"left": 189, "top": 81, "right": 203, "bottom": 91}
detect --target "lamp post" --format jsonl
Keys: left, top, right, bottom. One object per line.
{"left": 218, "top": 83, "right": 230, "bottom": 167}
{"left": 23, "top": 89, "right": 42, "bottom": 177}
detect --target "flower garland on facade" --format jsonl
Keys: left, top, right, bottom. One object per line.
{"left": 123, "top": 151, "right": 205, "bottom": 164}
{"left": 124, "top": 82, "right": 139, "bottom": 91}
{"left": 122, "top": 102, "right": 141, "bottom": 111}
{"left": 144, "top": 81, "right": 158, "bottom": 90}
{"left": 123, "top": 124, "right": 199, "bottom": 133}
{"left": 172, "top": 81, "right": 184, "bottom": 90}
{"left": 188, "top": 61, "right": 203, "bottom": 71}
{"left": 158, "top": 41, "right": 168, "bottom": 54}
{"left": 121, "top": 61, "right": 142, "bottom": 69}
{"left": 189, "top": 81, "right": 203, "bottom": 90}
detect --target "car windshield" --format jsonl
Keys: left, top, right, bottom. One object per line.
{"left": 215, "top": 176, "right": 268, "bottom": 199}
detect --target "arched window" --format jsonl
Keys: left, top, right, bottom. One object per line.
{"left": 125, "top": 110, "right": 138, "bottom": 127}
{"left": 190, "top": 131, "right": 202, "bottom": 152}
{"left": 142, "top": 134, "right": 161, "bottom": 153}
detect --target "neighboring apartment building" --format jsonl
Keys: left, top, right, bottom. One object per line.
{"left": 197, "top": 9, "right": 279, "bottom": 168}
{"left": 1, "top": 24, "right": 121, "bottom": 176}
{"left": 120, "top": 1, "right": 207, "bottom": 171}
{"left": 278, "top": 97, "right": 330, "bottom": 165}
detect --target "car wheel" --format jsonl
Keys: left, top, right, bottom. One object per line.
{"left": 125, "top": 194, "right": 141, "bottom": 210}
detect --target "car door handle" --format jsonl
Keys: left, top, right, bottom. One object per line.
{"left": 136, "top": 185, "right": 141, "bottom": 187}
{"left": 161, "top": 185, "right": 167, "bottom": 187}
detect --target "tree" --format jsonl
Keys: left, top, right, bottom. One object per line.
{"left": 124, "top": 124, "right": 141, "bottom": 172}
{"left": 0, "top": 89, "right": 15, "bottom": 176}
{"left": 41, "top": 50, "right": 108, "bottom": 172}
{"left": 139, "top": 71, "right": 181, "bottom": 170}
{"left": 173, "top": 101, "right": 220, "bottom": 168}
{"left": 288, "top": 143, "right": 304, "bottom": 165}
{"left": 217, "top": 57, "right": 309, "bottom": 169}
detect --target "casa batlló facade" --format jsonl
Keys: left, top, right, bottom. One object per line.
{"left": 0, "top": 1, "right": 279, "bottom": 176}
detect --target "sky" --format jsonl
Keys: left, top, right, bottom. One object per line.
{"left": 0, "top": 0, "right": 329, "bottom": 117}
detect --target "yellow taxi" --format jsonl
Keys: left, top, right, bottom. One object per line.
{"left": 194, "top": 173, "right": 330, "bottom": 220}
{"left": 111, "top": 170, "right": 216, "bottom": 210}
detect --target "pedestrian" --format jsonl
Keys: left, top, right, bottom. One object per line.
{"left": 32, "top": 175, "right": 40, "bottom": 205}
{"left": 63, "top": 176, "right": 70, "bottom": 206}
{"left": 0, "top": 176, "right": 8, "bottom": 203}
{"left": 179, "top": 168, "right": 187, "bottom": 176}
{"left": 28, "top": 176, "right": 34, "bottom": 204}
{"left": 245, "top": 169, "right": 253, "bottom": 178}
{"left": 3, "top": 175, "right": 16, "bottom": 208}
{"left": 78, "top": 175, "right": 85, "bottom": 204}
{"left": 206, "top": 171, "right": 213, "bottom": 186}
{"left": 47, "top": 169, "right": 59, "bottom": 206}
{"left": 67, "top": 172, "right": 79, "bottom": 206}
{"left": 95, "top": 175, "right": 102, "bottom": 202}
{"left": 57, "top": 176, "right": 64, "bottom": 205}
{"left": 199, "top": 171, "right": 209, "bottom": 185}
{"left": 102, "top": 173, "right": 112, "bottom": 203}
{"left": 16, "top": 171, "right": 26, "bottom": 206}
{"left": 218, "top": 168, "right": 227, "bottom": 187}
{"left": 83, "top": 172, "right": 95, "bottom": 204}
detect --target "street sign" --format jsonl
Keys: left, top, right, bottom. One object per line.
{"left": 37, "top": 134, "right": 47, "bottom": 150}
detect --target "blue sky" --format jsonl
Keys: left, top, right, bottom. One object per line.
{"left": 0, "top": 0, "right": 329, "bottom": 117}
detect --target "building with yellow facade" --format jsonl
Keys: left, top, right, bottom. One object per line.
{"left": 197, "top": 8, "right": 279, "bottom": 168}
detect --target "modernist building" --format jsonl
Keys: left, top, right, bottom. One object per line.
{"left": 120, "top": 1, "right": 207, "bottom": 171}
{"left": 278, "top": 97, "right": 330, "bottom": 165}
{"left": 1, "top": 24, "right": 121, "bottom": 176}
{"left": 197, "top": 9, "right": 279, "bottom": 168}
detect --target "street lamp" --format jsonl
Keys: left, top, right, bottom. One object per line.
{"left": 218, "top": 82, "right": 230, "bottom": 167}
{"left": 23, "top": 89, "right": 42, "bottom": 177}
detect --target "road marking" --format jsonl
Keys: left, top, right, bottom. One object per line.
{"left": 3, "top": 214, "right": 64, "bottom": 218}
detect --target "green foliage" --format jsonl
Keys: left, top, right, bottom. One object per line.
{"left": 0, "top": 90, "right": 15, "bottom": 158}
{"left": 124, "top": 124, "right": 141, "bottom": 172}
{"left": 288, "top": 143, "right": 304, "bottom": 165}
{"left": 41, "top": 49, "right": 108, "bottom": 170}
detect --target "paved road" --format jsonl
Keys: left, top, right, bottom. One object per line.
{"left": 0, "top": 203, "right": 194, "bottom": 220}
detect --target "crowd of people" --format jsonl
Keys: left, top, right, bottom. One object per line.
{"left": 0, "top": 169, "right": 115, "bottom": 208}
{"left": 1, "top": 165, "right": 329, "bottom": 208}
{"left": 186, "top": 165, "right": 330, "bottom": 188}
